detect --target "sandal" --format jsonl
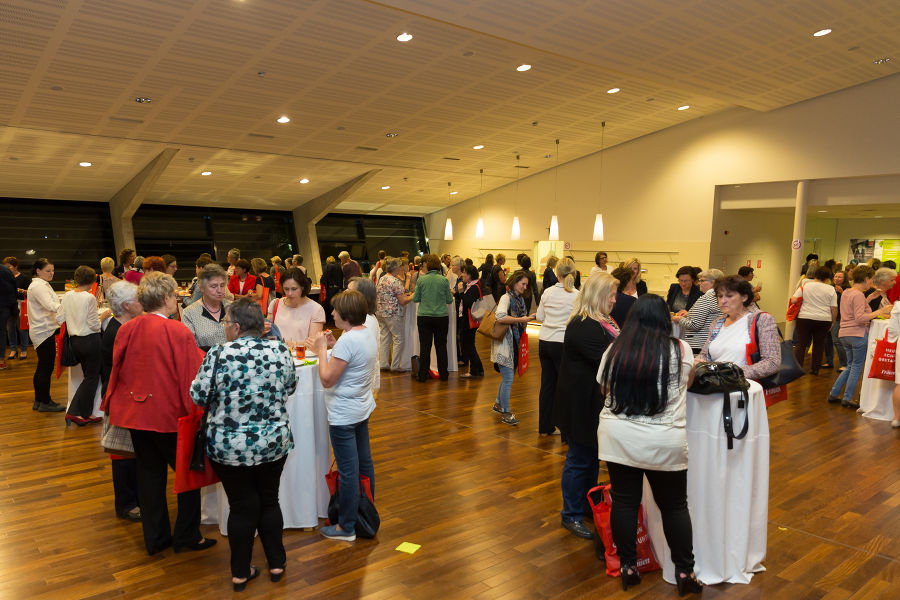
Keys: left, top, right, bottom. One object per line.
{"left": 233, "top": 566, "right": 260, "bottom": 592}
{"left": 270, "top": 567, "right": 285, "bottom": 582}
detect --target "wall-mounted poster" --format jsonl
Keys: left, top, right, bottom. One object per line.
{"left": 848, "top": 239, "right": 900, "bottom": 264}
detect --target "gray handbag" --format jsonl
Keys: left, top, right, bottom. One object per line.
{"left": 101, "top": 413, "right": 134, "bottom": 457}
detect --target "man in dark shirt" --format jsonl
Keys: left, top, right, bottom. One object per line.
{"left": 339, "top": 251, "right": 361, "bottom": 288}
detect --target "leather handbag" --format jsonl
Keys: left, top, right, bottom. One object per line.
{"left": 190, "top": 348, "right": 222, "bottom": 472}
{"left": 476, "top": 308, "right": 508, "bottom": 340}
{"left": 747, "top": 313, "right": 805, "bottom": 388}
{"left": 689, "top": 361, "right": 750, "bottom": 449}
{"left": 325, "top": 461, "right": 380, "bottom": 538}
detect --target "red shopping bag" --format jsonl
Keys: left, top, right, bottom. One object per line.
{"left": 173, "top": 406, "right": 220, "bottom": 494}
{"left": 19, "top": 296, "right": 28, "bottom": 330}
{"left": 319, "top": 286, "right": 327, "bottom": 303}
{"left": 587, "top": 484, "right": 661, "bottom": 577}
{"left": 517, "top": 334, "right": 529, "bottom": 377}
{"left": 868, "top": 334, "right": 897, "bottom": 381}
{"left": 763, "top": 385, "right": 788, "bottom": 407}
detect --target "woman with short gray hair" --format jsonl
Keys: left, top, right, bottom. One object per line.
{"left": 672, "top": 268, "right": 724, "bottom": 354}
{"left": 190, "top": 297, "right": 296, "bottom": 590}
{"left": 375, "top": 258, "right": 412, "bottom": 371}
{"left": 182, "top": 264, "right": 231, "bottom": 351}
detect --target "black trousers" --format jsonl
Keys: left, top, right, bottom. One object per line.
{"left": 538, "top": 340, "right": 563, "bottom": 434}
{"left": 111, "top": 457, "right": 140, "bottom": 516}
{"left": 606, "top": 461, "right": 694, "bottom": 572}
{"left": 459, "top": 325, "right": 483, "bottom": 376}
{"left": 211, "top": 456, "right": 287, "bottom": 579}
{"left": 68, "top": 333, "right": 101, "bottom": 418}
{"left": 794, "top": 318, "right": 832, "bottom": 373}
{"left": 129, "top": 429, "right": 201, "bottom": 555}
{"left": 33, "top": 335, "right": 57, "bottom": 405}
{"left": 417, "top": 315, "right": 449, "bottom": 380}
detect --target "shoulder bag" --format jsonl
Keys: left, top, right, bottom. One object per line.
{"left": 689, "top": 361, "right": 750, "bottom": 449}
{"left": 174, "top": 348, "right": 223, "bottom": 493}
{"left": 786, "top": 284, "right": 804, "bottom": 321}
{"left": 747, "top": 312, "right": 805, "bottom": 388}
{"left": 476, "top": 308, "right": 508, "bottom": 340}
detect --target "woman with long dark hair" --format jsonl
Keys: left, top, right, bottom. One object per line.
{"left": 597, "top": 294, "right": 701, "bottom": 595}
{"left": 27, "top": 258, "right": 65, "bottom": 412}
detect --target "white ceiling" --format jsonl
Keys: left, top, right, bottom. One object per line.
{"left": 0, "top": 0, "right": 897, "bottom": 214}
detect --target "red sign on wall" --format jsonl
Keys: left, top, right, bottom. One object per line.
{"left": 757, "top": 260, "right": 762, "bottom": 268}
{"left": 746, "top": 260, "right": 751, "bottom": 267}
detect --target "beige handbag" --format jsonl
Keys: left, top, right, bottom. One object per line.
{"left": 476, "top": 309, "right": 509, "bottom": 340}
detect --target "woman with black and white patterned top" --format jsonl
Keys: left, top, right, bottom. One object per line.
{"left": 190, "top": 298, "right": 297, "bottom": 592}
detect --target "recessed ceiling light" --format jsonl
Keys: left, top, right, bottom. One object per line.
{"left": 201, "top": 171, "right": 212, "bottom": 176}
{"left": 677, "top": 105, "right": 690, "bottom": 111}
{"left": 875, "top": 215, "right": 883, "bottom": 218}
{"left": 472, "top": 144, "right": 484, "bottom": 150}
{"left": 276, "top": 116, "right": 290, "bottom": 124}
{"left": 873, "top": 57, "right": 893, "bottom": 65}
{"left": 385, "top": 132, "right": 399, "bottom": 138}
{"left": 607, "top": 87, "right": 620, "bottom": 94}
{"left": 78, "top": 161, "right": 92, "bottom": 167}
{"left": 299, "top": 178, "right": 309, "bottom": 184}
{"left": 396, "top": 32, "right": 413, "bottom": 42}
{"left": 50, "top": 85, "right": 63, "bottom": 91}
{"left": 516, "top": 64, "right": 532, "bottom": 72}
{"left": 450, "top": 191, "right": 458, "bottom": 195}
{"left": 381, "top": 185, "right": 390, "bottom": 190}
{"left": 135, "top": 97, "right": 152, "bottom": 103}
{"left": 813, "top": 28, "right": 832, "bottom": 37}
{"left": 818, "top": 210, "right": 827, "bottom": 213}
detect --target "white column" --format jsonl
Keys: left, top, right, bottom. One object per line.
{"left": 784, "top": 180, "right": 808, "bottom": 339}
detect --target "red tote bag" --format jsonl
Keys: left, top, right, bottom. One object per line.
{"left": 587, "top": 484, "right": 661, "bottom": 577}
{"left": 517, "top": 333, "right": 529, "bottom": 377}
{"left": 19, "top": 295, "right": 28, "bottom": 330}
{"left": 868, "top": 334, "right": 897, "bottom": 381}
{"left": 174, "top": 406, "right": 220, "bottom": 494}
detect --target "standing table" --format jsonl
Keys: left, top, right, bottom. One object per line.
{"left": 643, "top": 380, "right": 769, "bottom": 585}
{"left": 399, "top": 303, "right": 458, "bottom": 373}
{"left": 202, "top": 357, "right": 332, "bottom": 533}
{"left": 66, "top": 364, "right": 104, "bottom": 417}
{"left": 859, "top": 319, "right": 894, "bottom": 421}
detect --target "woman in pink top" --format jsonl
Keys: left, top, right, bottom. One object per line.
{"left": 268, "top": 268, "right": 325, "bottom": 344}
{"left": 828, "top": 265, "right": 892, "bottom": 408}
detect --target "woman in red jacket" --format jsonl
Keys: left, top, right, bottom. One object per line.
{"left": 102, "top": 272, "right": 214, "bottom": 556}
{"left": 228, "top": 259, "right": 257, "bottom": 298}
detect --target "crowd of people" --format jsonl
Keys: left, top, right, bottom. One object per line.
{"left": 2, "top": 243, "right": 900, "bottom": 594}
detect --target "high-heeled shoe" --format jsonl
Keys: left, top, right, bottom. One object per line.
{"left": 620, "top": 563, "right": 641, "bottom": 591}
{"left": 65, "top": 415, "right": 88, "bottom": 427}
{"left": 233, "top": 566, "right": 259, "bottom": 592}
{"left": 270, "top": 567, "right": 285, "bottom": 582}
{"left": 676, "top": 570, "right": 703, "bottom": 596}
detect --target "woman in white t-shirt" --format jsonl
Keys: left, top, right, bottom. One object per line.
{"left": 790, "top": 265, "right": 838, "bottom": 375}
{"left": 596, "top": 294, "right": 701, "bottom": 595}
{"left": 268, "top": 268, "right": 325, "bottom": 345}
{"left": 308, "top": 290, "right": 377, "bottom": 543}
{"left": 535, "top": 257, "right": 578, "bottom": 435}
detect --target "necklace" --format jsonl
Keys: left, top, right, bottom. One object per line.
{"left": 202, "top": 299, "right": 222, "bottom": 316}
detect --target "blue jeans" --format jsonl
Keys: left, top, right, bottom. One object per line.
{"left": 496, "top": 365, "right": 515, "bottom": 412}
{"left": 830, "top": 334, "right": 868, "bottom": 402}
{"left": 560, "top": 438, "right": 599, "bottom": 522}
{"left": 329, "top": 419, "right": 375, "bottom": 533}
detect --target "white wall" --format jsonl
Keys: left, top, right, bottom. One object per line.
{"left": 428, "top": 73, "right": 900, "bottom": 297}
{"left": 807, "top": 217, "right": 900, "bottom": 264}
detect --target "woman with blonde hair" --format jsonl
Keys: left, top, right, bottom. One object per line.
{"left": 542, "top": 256, "right": 559, "bottom": 289}
{"left": 536, "top": 257, "right": 578, "bottom": 435}
{"left": 552, "top": 272, "right": 619, "bottom": 539}
{"left": 621, "top": 257, "right": 647, "bottom": 297}
{"left": 99, "top": 256, "right": 120, "bottom": 300}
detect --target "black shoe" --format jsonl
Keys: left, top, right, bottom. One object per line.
{"left": 174, "top": 537, "right": 217, "bottom": 553}
{"left": 270, "top": 567, "right": 285, "bottom": 582}
{"left": 38, "top": 401, "right": 65, "bottom": 412}
{"left": 118, "top": 507, "right": 142, "bottom": 521}
{"left": 561, "top": 518, "right": 593, "bottom": 539}
{"left": 32, "top": 400, "right": 40, "bottom": 411}
{"left": 827, "top": 395, "right": 842, "bottom": 404}
{"left": 620, "top": 563, "right": 641, "bottom": 591}
{"left": 842, "top": 400, "right": 860, "bottom": 410}
{"left": 233, "top": 566, "right": 259, "bottom": 592}
{"left": 821, "top": 363, "right": 834, "bottom": 369}
{"left": 676, "top": 570, "right": 703, "bottom": 596}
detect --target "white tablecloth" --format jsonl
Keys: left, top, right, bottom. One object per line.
{"left": 643, "top": 380, "right": 769, "bottom": 585}
{"left": 66, "top": 365, "right": 104, "bottom": 418}
{"left": 860, "top": 319, "right": 894, "bottom": 421}
{"left": 202, "top": 358, "right": 332, "bottom": 533}
{"left": 399, "top": 303, "right": 458, "bottom": 373}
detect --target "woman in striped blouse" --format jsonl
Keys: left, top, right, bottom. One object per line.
{"left": 672, "top": 269, "right": 724, "bottom": 354}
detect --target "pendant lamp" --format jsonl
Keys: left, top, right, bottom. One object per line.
{"left": 592, "top": 214, "right": 604, "bottom": 241}
{"left": 549, "top": 139, "right": 560, "bottom": 240}
{"left": 444, "top": 182, "right": 453, "bottom": 240}
{"left": 593, "top": 122, "right": 607, "bottom": 241}
{"left": 511, "top": 155, "right": 521, "bottom": 241}
{"left": 475, "top": 169, "right": 485, "bottom": 240}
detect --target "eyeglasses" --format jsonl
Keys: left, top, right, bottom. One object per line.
{"left": 222, "top": 319, "right": 234, "bottom": 325}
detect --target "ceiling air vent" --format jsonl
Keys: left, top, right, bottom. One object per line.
{"left": 109, "top": 116, "right": 144, "bottom": 124}
{"left": 443, "top": 157, "right": 461, "bottom": 161}
{"left": 356, "top": 146, "right": 379, "bottom": 151}
{"left": 515, "top": 165, "right": 530, "bottom": 168}
{"left": 247, "top": 133, "right": 274, "bottom": 139}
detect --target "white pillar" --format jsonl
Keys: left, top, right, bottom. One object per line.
{"left": 784, "top": 180, "right": 808, "bottom": 339}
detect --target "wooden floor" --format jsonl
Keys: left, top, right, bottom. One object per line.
{"left": 2, "top": 334, "right": 900, "bottom": 600}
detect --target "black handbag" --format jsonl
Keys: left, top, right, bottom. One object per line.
{"left": 689, "top": 362, "right": 750, "bottom": 449}
{"left": 326, "top": 473, "right": 381, "bottom": 538}
{"left": 60, "top": 327, "right": 79, "bottom": 367}
{"left": 748, "top": 314, "right": 805, "bottom": 388}
{"left": 190, "top": 348, "right": 222, "bottom": 472}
